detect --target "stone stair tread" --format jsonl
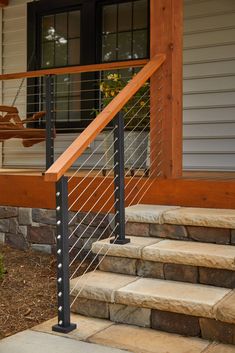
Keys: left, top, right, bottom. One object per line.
{"left": 142, "top": 240, "right": 235, "bottom": 270}
{"left": 92, "top": 236, "right": 162, "bottom": 259}
{"left": 70, "top": 271, "right": 138, "bottom": 302}
{"left": 92, "top": 237, "right": 235, "bottom": 270}
{"left": 115, "top": 277, "right": 230, "bottom": 318}
{"left": 125, "top": 204, "right": 235, "bottom": 228}
{"left": 70, "top": 270, "right": 231, "bottom": 319}
{"left": 125, "top": 204, "right": 181, "bottom": 224}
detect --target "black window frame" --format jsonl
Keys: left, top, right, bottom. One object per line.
{"left": 96, "top": 0, "right": 150, "bottom": 63}
{"left": 27, "top": 0, "right": 150, "bottom": 133}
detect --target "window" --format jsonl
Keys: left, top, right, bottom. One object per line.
{"left": 40, "top": 9, "right": 82, "bottom": 129}
{"left": 41, "top": 10, "right": 81, "bottom": 68}
{"left": 27, "top": 0, "right": 149, "bottom": 132}
{"left": 101, "top": 0, "right": 148, "bottom": 62}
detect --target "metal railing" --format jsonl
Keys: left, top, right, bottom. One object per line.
{"left": 0, "top": 60, "right": 146, "bottom": 170}
{"left": 41, "top": 55, "right": 166, "bottom": 333}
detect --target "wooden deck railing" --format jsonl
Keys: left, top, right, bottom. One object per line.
{"left": 44, "top": 54, "right": 166, "bottom": 182}
{"left": 0, "top": 59, "right": 148, "bottom": 81}
{"left": 45, "top": 54, "right": 166, "bottom": 334}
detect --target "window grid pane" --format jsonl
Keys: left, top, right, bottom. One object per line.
{"left": 40, "top": 10, "right": 81, "bottom": 127}
{"left": 41, "top": 10, "right": 80, "bottom": 68}
{"left": 101, "top": 0, "right": 148, "bottom": 62}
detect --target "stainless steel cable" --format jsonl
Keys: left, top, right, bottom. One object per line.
{"left": 69, "top": 213, "right": 117, "bottom": 275}
{"left": 68, "top": 91, "right": 150, "bottom": 197}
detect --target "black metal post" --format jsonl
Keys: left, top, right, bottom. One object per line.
{"left": 111, "top": 112, "right": 130, "bottom": 245}
{"left": 45, "top": 75, "right": 55, "bottom": 170}
{"left": 52, "top": 176, "right": 77, "bottom": 333}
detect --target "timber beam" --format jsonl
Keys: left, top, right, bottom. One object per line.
{"left": 0, "top": 175, "right": 235, "bottom": 211}
{"left": 150, "top": 0, "right": 183, "bottom": 178}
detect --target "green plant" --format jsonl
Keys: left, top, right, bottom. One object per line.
{"left": 0, "top": 254, "right": 4, "bottom": 280}
{"left": 99, "top": 73, "right": 150, "bottom": 131}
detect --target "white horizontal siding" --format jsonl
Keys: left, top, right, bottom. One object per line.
{"left": 184, "top": 76, "right": 235, "bottom": 93}
{"left": 184, "top": 60, "right": 235, "bottom": 79}
{"left": 3, "top": 133, "right": 106, "bottom": 169}
{"left": 183, "top": 0, "right": 235, "bottom": 171}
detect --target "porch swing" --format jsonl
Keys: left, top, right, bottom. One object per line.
{"left": 0, "top": 75, "right": 49, "bottom": 148}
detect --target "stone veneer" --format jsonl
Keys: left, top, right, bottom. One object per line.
{"left": 98, "top": 255, "right": 235, "bottom": 288}
{"left": 0, "top": 206, "right": 111, "bottom": 254}
{"left": 126, "top": 222, "right": 235, "bottom": 245}
{"left": 71, "top": 298, "right": 235, "bottom": 345}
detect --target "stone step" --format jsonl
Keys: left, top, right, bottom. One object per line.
{"left": 92, "top": 237, "right": 235, "bottom": 288}
{"left": 125, "top": 205, "right": 235, "bottom": 245}
{"left": 126, "top": 205, "right": 235, "bottom": 228}
{"left": 33, "top": 314, "right": 235, "bottom": 353}
{"left": 70, "top": 271, "right": 235, "bottom": 344}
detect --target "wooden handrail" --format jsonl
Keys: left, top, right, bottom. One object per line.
{"left": 44, "top": 54, "right": 166, "bottom": 182}
{"left": 0, "top": 59, "right": 148, "bottom": 81}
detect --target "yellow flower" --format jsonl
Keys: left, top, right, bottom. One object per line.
{"left": 100, "top": 82, "right": 105, "bottom": 92}
{"left": 111, "top": 90, "right": 115, "bottom": 97}
{"left": 140, "top": 101, "right": 146, "bottom": 106}
{"left": 113, "top": 73, "right": 120, "bottom": 82}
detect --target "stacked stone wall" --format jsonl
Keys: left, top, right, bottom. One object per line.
{"left": 0, "top": 206, "right": 111, "bottom": 254}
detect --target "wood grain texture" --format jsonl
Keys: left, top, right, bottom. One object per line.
{"left": 0, "top": 59, "right": 148, "bottom": 81}
{"left": 44, "top": 54, "right": 166, "bottom": 182}
{"left": 0, "top": 175, "right": 235, "bottom": 211}
{"left": 142, "top": 178, "right": 235, "bottom": 210}
{"left": 0, "top": 175, "right": 151, "bottom": 212}
{"left": 150, "top": 0, "right": 183, "bottom": 178}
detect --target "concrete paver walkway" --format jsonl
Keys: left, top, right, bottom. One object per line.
{"left": 0, "top": 330, "right": 130, "bottom": 353}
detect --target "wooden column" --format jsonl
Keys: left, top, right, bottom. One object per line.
{"left": 150, "top": 0, "right": 183, "bottom": 178}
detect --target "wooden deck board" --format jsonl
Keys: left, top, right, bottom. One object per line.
{"left": 1, "top": 169, "right": 235, "bottom": 180}
{"left": 0, "top": 169, "right": 235, "bottom": 210}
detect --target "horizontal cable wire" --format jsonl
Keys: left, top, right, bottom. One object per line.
{"left": 68, "top": 89, "right": 151, "bottom": 193}
{"left": 67, "top": 114, "right": 151, "bottom": 226}
{"left": 68, "top": 109, "right": 150, "bottom": 199}
{"left": 67, "top": 94, "right": 154, "bottom": 237}
{"left": 68, "top": 113, "right": 163, "bottom": 270}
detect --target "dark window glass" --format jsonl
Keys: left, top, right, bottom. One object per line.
{"left": 118, "top": 2, "right": 132, "bottom": 32}
{"left": 41, "top": 10, "right": 80, "bottom": 68}
{"left": 101, "top": 0, "right": 149, "bottom": 62}
{"left": 42, "top": 15, "right": 54, "bottom": 41}
{"left": 102, "top": 33, "right": 117, "bottom": 62}
{"left": 40, "top": 10, "right": 81, "bottom": 129}
{"left": 133, "top": 0, "right": 147, "bottom": 29}
{"left": 133, "top": 30, "right": 147, "bottom": 58}
{"left": 102, "top": 4, "right": 117, "bottom": 34}
{"left": 118, "top": 32, "right": 132, "bottom": 60}
{"left": 69, "top": 11, "right": 81, "bottom": 38}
